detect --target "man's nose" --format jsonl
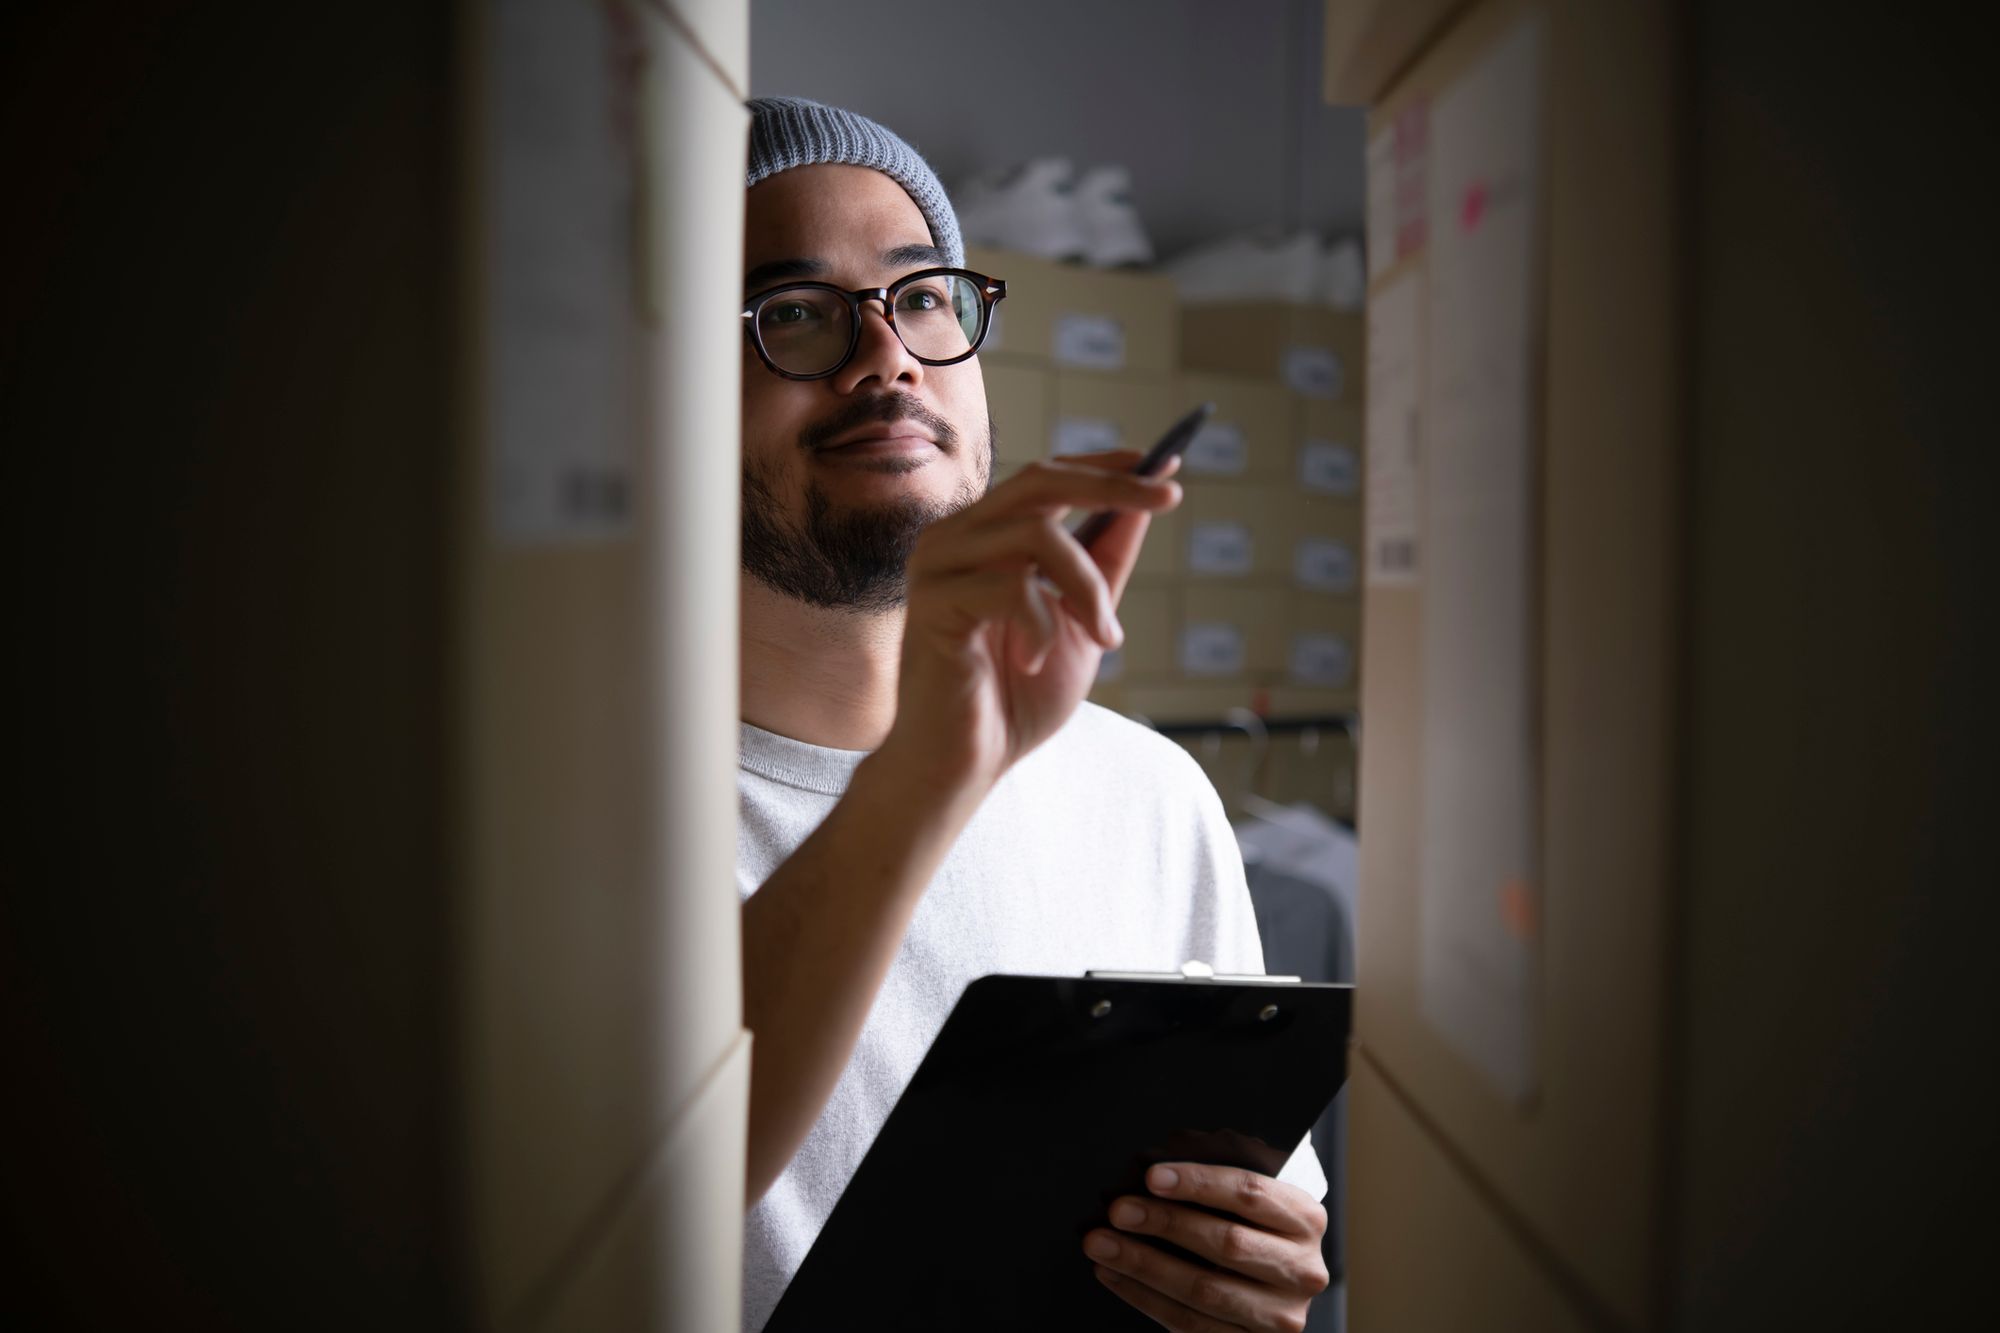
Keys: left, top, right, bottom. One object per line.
{"left": 835, "top": 294, "right": 921, "bottom": 391}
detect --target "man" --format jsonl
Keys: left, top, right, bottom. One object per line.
{"left": 736, "top": 96, "right": 1330, "bottom": 1332}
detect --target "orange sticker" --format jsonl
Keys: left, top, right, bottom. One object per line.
{"left": 1498, "top": 878, "right": 1537, "bottom": 940}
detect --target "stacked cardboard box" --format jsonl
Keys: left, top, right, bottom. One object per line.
{"left": 1125, "top": 303, "right": 1367, "bottom": 741}
{"left": 969, "top": 246, "right": 1364, "bottom": 788}
{"left": 968, "top": 244, "right": 1181, "bottom": 716}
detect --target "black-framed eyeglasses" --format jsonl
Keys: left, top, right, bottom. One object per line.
{"left": 741, "top": 267, "right": 1007, "bottom": 380}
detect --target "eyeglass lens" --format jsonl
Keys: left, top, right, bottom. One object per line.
{"left": 755, "top": 273, "right": 983, "bottom": 375}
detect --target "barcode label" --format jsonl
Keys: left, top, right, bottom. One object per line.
{"left": 1375, "top": 538, "right": 1419, "bottom": 573}
{"left": 558, "top": 466, "right": 631, "bottom": 521}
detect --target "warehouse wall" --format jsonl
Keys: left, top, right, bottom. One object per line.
{"left": 750, "top": 0, "right": 1366, "bottom": 256}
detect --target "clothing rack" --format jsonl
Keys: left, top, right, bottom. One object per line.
{"left": 1148, "top": 713, "right": 1356, "bottom": 741}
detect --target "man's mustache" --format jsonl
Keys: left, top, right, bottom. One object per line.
{"left": 800, "top": 392, "right": 957, "bottom": 455}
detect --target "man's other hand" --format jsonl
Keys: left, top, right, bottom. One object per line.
{"left": 1082, "top": 1161, "right": 1331, "bottom": 1332}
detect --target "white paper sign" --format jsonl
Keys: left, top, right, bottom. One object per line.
{"left": 485, "top": 0, "right": 639, "bottom": 544}
{"left": 1186, "top": 521, "right": 1254, "bottom": 576}
{"left": 1365, "top": 271, "right": 1422, "bottom": 585}
{"left": 1052, "top": 416, "right": 1121, "bottom": 456}
{"left": 1289, "top": 632, "right": 1354, "bottom": 686}
{"left": 1052, "top": 312, "right": 1126, "bottom": 369}
{"left": 1416, "top": 14, "right": 1546, "bottom": 1106}
{"left": 1180, "top": 623, "right": 1245, "bottom": 676}
{"left": 1283, "top": 345, "right": 1345, "bottom": 399}
{"left": 1183, "top": 421, "right": 1249, "bottom": 475}
{"left": 1294, "top": 538, "right": 1358, "bottom": 593}
{"left": 1299, "top": 440, "right": 1361, "bottom": 496}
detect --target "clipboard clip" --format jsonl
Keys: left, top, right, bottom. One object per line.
{"left": 1084, "top": 959, "right": 1302, "bottom": 983}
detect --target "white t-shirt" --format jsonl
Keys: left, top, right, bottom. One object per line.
{"left": 737, "top": 702, "right": 1327, "bottom": 1331}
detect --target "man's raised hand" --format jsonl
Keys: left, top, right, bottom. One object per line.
{"left": 877, "top": 451, "right": 1181, "bottom": 796}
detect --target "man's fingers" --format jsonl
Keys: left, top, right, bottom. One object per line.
{"left": 909, "top": 513, "right": 1121, "bottom": 649}
{"left": 915, "top": 567, "right": 1061, "bottom": 667}
{"left": 1106, "top": 1196, "right": 1323, "bottom": 1294}
{"left": 1092, "top": 1266, "right": 1235, "bottom": 1333}
{"left": 1083, "top": 1232, "right": 1271, "bottom": 1330}
{"left": 1145, "top": 1163, "right": 1325, "bottom": 1241}
{"left": 973, "top": 456, "right": 1181, "bottom": 522}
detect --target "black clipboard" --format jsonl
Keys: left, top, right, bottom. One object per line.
{"left": 763, "top": 970, "right": 1352, "bottom": 1332}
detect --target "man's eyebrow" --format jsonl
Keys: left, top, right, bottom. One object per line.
{"left": 881, "top": 242, "right": 951, "bottom": 270}
{"left": 742, "top": 256, "right": 828, "bottom": 294}
{"left": 742, "top": 244, "right": 954, "bottom": 297}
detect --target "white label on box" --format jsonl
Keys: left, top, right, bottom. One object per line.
{"left": 1096, "top": 648, "right": 1124, "bottom": 683}
{"left": 485, "top": 0, "right": 638, "bottom": 544}
{"left": 1283, "top": 345, "right": 1345, "bottom": 399}
{"left": 1299, "top": 439, "right": 1360, "bottom": 496}
{"left": 1183, "top": 421, "right": 1249, "bottom": 475}
{"left": 1052, "top": 312, "right": 1127, "bottom": 369}
{"left": 1366, "top": 271, "right": 1422, "bottom": 585}
{"left": 1180, "top": 623, "right": 1246, "bottom": 676}
{"left": 1052, "top": 416, "right": 1122, "bottom": 456}
{"left": 1295, "top": 538, "right": 1358, "bottom": 593}
{"left": 1289, "top": 632, "right": 1354, "bottom": 686}
{"left": 1186, "top": 521, "right": 1254, "bottom": 575}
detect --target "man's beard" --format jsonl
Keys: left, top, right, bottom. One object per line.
{"left": 741, "top": 404, "right": 996, "bottom": 613}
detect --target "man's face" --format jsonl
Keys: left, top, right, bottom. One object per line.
{"left": 740, "top": 163, "right": 993, "bottom": 612}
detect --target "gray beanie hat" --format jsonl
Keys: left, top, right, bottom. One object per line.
{"left": 745, "top": 96, "right": 964, "bottom": 268}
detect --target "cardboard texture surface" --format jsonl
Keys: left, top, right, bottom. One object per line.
{"left": 1174, "top": 372, "right": 1298, "bottom": 481}
{"left": 984, "top": 360, "right": 1051, "bottom": 467}
{"left": 1180, "top": 302, "right": 1365, "bottom": 400}
{"left": 968, "top": 245, "right": 1178, "bottom": 375}
{"left": 1350, "top": 0, "right": 1676, "bottom": 1322}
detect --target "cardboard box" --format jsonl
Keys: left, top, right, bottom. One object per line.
{"left": 1130, "top": 504, "right": 1181, "bottom": 580}
{"left": 966, "top": 245, "right": 1064, "bottom": 368}
{"left": 1049, "top": 370, "right": 1179, "bottom": 458}
{"left": 1296, "top": 396, "right": 1366, "bottom": 498}
{"left": 1178, "top": 484, "right": 1295, "bottom": 579}
{"left": 1181, "top": 585, "right": 1290, "bottom": 677}
{"left": 1180, "top": 302, "right": 1365, "bottom": 401}
{"left": 1283, "top": 494, "right": 1364, "bottom": 595}
{"left": 1112, "top": 583, "right": 1175, "bottom": 677}
{"left": 1287, "top": 593, "right": 1362, "bottom": 688}
{"left": 983, "top": 360, "right": 1050, "bottom": 468}
{"left": 1173, "top": 372, "right": 1297, "bottom": 481}
{"left": 968, "top": 245, "right": 1179, "bottom": 375}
